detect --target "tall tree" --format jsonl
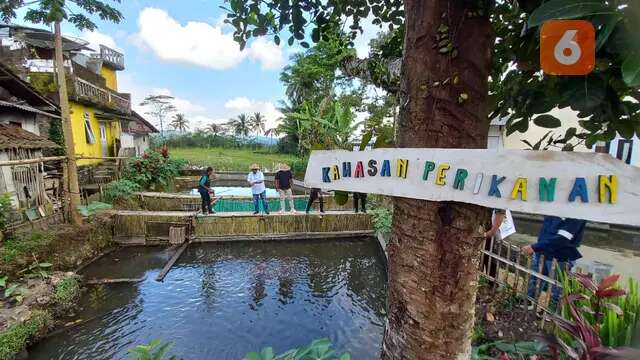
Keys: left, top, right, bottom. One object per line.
{"left": 140, "top": 95, "right": 176, "bottom": 140}
{"left": 250, "top": 112, "right": 266, "bottom": 135}
{"left": 207, "top": 123, "right": 223, "bottom": 136}
{"left": 226, "top": 1, "right": 490, "bottom": 358}
{"left": 170, "top": 113, "right": 189, "bottom": 133}
{"left": 1, "top": 0, "right": 124, "bottom": 226}
{"left": 227, "top": 2, "right": 640, "bottom": 357}
{"left": 227, "top": 113, "right": 251, "bottom": 140}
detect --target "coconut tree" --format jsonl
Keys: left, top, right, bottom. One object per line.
{"left": 226, "top": 113, "right": 251, "bottom": 141}
{"left": 250, "top": 112, "right": 266, "bottom": 136}
{"left": 206, "top": 123, "right": 223, "bottom": 137}
{"left": 170, "top": 113, "right": 189, "bottom": 133}
{"left": 264, "top": 127, "right": 280, "bottom": 144}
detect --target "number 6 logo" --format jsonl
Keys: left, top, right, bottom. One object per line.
{"left": 541, "top": 20, "right": 595, "bottom": 75}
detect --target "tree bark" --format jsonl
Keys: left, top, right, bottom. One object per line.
{"left": 54, "top": 21, "right": 83, "bottom": 226}
{"left": 381, "top": 1, "right": 493, "bottom": 359}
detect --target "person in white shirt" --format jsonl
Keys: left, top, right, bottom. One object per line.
{"left": 247, "top": 164, "right": 269, "bottom": 215}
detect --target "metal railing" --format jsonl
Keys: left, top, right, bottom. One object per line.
{"left": 73, "top": 77, "right": 130, "bottom": 113}
{"left": 479, "top": 238, "right": 568, "bottom": 327}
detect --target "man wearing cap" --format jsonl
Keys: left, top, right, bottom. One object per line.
{"left": 275, "top": 163, "right": 296, "bottom": 214}
{"left": 248, "top": 164, "right": 269, "bottom": 215}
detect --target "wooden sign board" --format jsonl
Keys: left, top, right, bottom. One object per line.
{"left": 304, "top": 149, "right": 640, "bottom": 226}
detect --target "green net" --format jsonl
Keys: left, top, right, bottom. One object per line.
{"left": 213, "top": 198, "right": 310, "bottom": 212}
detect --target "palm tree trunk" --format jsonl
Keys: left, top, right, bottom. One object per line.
{"left": 381, "top": 1, "right": 493, "bottom": 359}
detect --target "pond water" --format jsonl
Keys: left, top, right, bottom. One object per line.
{"left": 190, "top": 186, "right": 281, "bottom": 198}
{"left": 510, "top": 218, "right": 640, "bottom": 281}
{"left": 29, "top": 239, "right": 387, "bottom": 360}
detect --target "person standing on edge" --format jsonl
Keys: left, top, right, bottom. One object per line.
{"left": 198, "top": 167, "right": 216, "bottom": 214}
{"left": 522, "top": 216, "right": 587, "bottom": 307}
{"left": 353, "top": 192, "right": 367, "bottom": 213}
{"left": 275, "top": 163, "right": 296, "bottom": 214}
{"left": 482, "top": 209, "right": 516, "bottom": 287}
{"left": 248, "top": 164, "right": 269, "bottom": 215}
{"left": 305, "top": 188, "right": 324, "bottom": 214}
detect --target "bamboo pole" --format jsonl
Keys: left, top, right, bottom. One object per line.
{"left": 0, "top": 156, "right": 67, "bottom": 166}
{"left": 54, "top": 21, "right": 82, "bottom": 226}
{"left": 156, "top": 241, "right": 189, "bottom": 282}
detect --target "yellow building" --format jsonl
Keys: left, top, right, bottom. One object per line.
{"left": 67, "top": 45, "right": 129, "bottom": 166}
{"left": 0, "top": 25, "right": 131, "bottom": 166}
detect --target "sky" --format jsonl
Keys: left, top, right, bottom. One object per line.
{"left": 14, "top": 0, "right": 382, "bottom": 132}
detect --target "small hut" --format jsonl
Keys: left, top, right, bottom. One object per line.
{"left": 0, "top": 123, "right": 60, "bottom": 216}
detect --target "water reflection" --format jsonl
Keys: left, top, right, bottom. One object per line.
{"left": 29, "top": 238, "right": 387, "bottom": 360}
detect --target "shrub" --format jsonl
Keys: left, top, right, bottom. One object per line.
{"left": 0, "top": 193, "right": 14, "bottom": 236}
{"left": 104, "top": 180, "right": 141, "bottom": 204}
{"left": 0, "top": 231, "right": 54, "bottom": 263}
{"left": 290, "top": 158, "right": 308, "bottom": 178}
{"left": 52, "top": 275, "right": 81, "bottom": 312}
{"left": 129, "top": 340, "right": 178, "bottom": 360}
{"left": 243, "top": 338, "right": 350, "bottom": 360}
{"left": 0, "top": 310, "right": 52, "bottom": 360}
{"left": 369, "top": 207, "right": 393, "bottom": 235}
{"left": 124, "top": 150, "right": 186, "bottom": 191}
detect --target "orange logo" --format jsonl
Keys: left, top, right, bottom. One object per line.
{"left": 540, "top": 20, "right": 595, "bottom": 76}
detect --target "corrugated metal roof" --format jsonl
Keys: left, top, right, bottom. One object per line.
{"left": 0, "top": 123, "right": 60, "bottom": 150}
{"left": 0, "top": 100, "right": 60, "bottom": 118}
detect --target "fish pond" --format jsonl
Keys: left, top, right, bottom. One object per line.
{"left": 29, "top": 238, "right": 387, "bottom": 359}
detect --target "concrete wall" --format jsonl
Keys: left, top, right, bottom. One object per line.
{"left": 70, "top": 102, "right": 121, "bottom": 165}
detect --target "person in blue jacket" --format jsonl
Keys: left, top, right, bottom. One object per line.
{"left": 522, "top": 216, "right": 587, "bottom": 306}
{"left": 198, "top": 167, "right": 215, "bottom": 214}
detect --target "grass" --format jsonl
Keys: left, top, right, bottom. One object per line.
{"left": 170, "top": 147, "right": 302, "bottom": 172}
{"left": 0, "top": 231, "right": 54, "bottom": 264}
{"left": 0, "top": 310, "right": 52, "bottom": 360}
{"left": 52, "top": 275, "right": 81, "bottom": 312}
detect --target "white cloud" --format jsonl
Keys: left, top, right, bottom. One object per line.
{"left": 78, "top": 29, "right": 122, "bottom": 53}
{"left": 118, "top": 74, "right": 282, "bottom": 132}
{"left": 224, "top": 97, "right": 283, "bottom": 130}
{"left": 132, "top": 8, "right": 284, "bottom": 71}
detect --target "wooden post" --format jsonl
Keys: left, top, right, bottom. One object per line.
{"left": 54, "top": 21, "right": 82, "bottom": 226}
{"left": 169, "top": 226, "right": 186, "bottom": 245}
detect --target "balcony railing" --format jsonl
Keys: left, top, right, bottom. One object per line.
{"left": 73, "top": 77, "right": 130, "bottom": 114}
{"left": 97, "top": 45, "right": 124, "bottom": 70}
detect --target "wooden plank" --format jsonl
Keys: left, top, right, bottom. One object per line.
{"left": 156, "top": 241, "right": 190, "bottom": 282}
{"left": 86, "top": 277, "right": 146, "bottom": 284}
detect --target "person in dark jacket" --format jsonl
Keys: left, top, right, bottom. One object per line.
{"left": 523, "top": 216, "right": 587, "bottom": 305}
{"left": 353, "top": 192, "right": 367, "bottom": 213}
{"left": 305, "top": 188, "right": 324, "bottom": 214}
{"left": 198, "top": 167, "right": 215, "bottom": 214}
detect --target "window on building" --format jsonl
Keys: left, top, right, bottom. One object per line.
{"left": 84, "top": 112, "right": 96, "bottom": 144}
{"left": 594, "top": 141, "right": 610, "bottom": 154}
{"left": 616, "top": 139, "right": 633, "bottom": 164}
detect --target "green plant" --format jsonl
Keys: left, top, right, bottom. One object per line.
{"left": 559, "top": 273, "right": 640, "bottom": 347}
{"left": 0, "top": 275, "right": 23, "bottom": 303}
{"left": 128, "top": 340, "right": 178, "bottom": 360}
{"left": 369, "top": 207, "right": 392, "bottom": 235}
{"left": 20, "top": 258, "right": 52, "bottom": 280}
{"left": 537, "top": 273, "right": 640, "bottom": 359}
{"left": 472, "top": 341, "right": 546, "bottom": 360}
{"left": 0, "top": 310, "right": 52, "bottom": 360}
{"left": 333, "top": 191, "right": 349, "bottom": 206}
{"left": 52, "top": 275, "right": 81, "bottom": 311}
{"left": 0, "top": 193, "right": 14, "bottom": 235}
{"left": 78, "top": 201, "right": 113, "bottom": 218}
{"left": 243, "top": 338, "right": 350, "bottom": 360}
{"left": 103, "top": 180, "right": 141, "bottom": 204}
{"left": 0, "top": 231, "right": 54, "bottom": 263}
{"left": 124, "top": 150, "right": 186, "bottom": 191}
